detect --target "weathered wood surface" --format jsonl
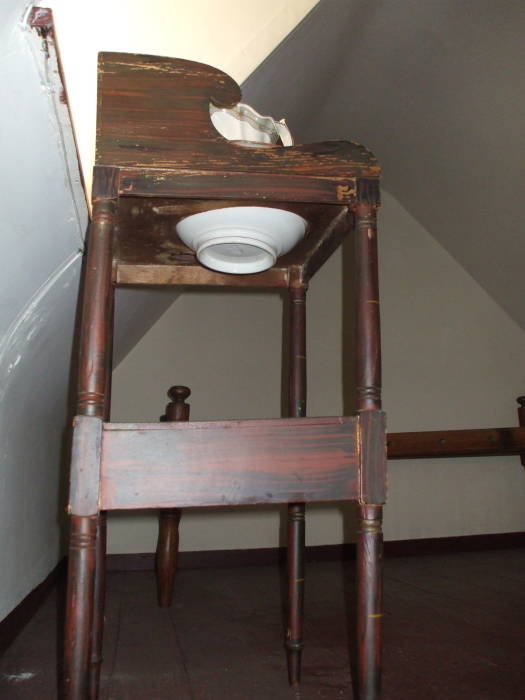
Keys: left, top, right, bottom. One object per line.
{"left": 354, "top": 200, "right": 384, "bottom": 700}
{"left": 286, "top": 286, "right": 307, "bottom": 686}
{"left": 99, "top": 417, "right": 359, "bottom": 510}
{"left": 96, "top": 53, "right": 379, "bottom": 183}
{"left": 64, "top": 515, "right": 97, "bottom": 700}
{"left": 68, "top": 416, "right": 102, "bottom": 517}
{"left": 157, "top": 386, "right": 190, "bottom": 607}
{"left": 354, "top": 202, "right": 382, "bottom": 412}
{"left": 358, "top": 410, "right": 387, "bottom": 505}
{"left": 387, "top": 426, "right": 525, "bottom": 459}
{"left": 112, "top": 196, "right": 347, "bottom": 277}
{"left": 77, "top": 199, "right": 116, "bottom": 416}
{"left": 356, "top": 504, "right": 383, "bottom": 700}
{"left": 118, "top": 168, "right": 358, "bottom": 204}
{"left": 115, "top": 263, "right": 289, "bottom": 287}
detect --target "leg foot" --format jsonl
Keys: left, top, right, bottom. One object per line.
{"left": 356, "top": 504, "right": 383, "bottom": 700}
{"left": 64, "top": 515, "right": 97, "bottom": 700}
{"left": 156, "top": 508, "right": 181, "bottom": 607}
{"left": 286, "top": 503, "right": 305, "bottom": 686}
{"left": 88, "top": 513, "right": 106, "bottom": 699}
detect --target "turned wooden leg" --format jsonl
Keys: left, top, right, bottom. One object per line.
{"left": 286, "top": 503, "right": 305, "bottom": 685}
{"left": 157, "top": 508, "right": 182, "bottom": 607}
{"left": 354, "top": 198, "right": 385, "bottom": 700}
{"left": 66, "top": 179, "right": 117, "bottom": 699}
{"left": 64, "top": 516, "right": 98, "bottom": 700}
{"left": 285, "top": 286, "right": 307, "bottom": 686}
{"left": 156, "top": 386, "right": 190, "bottom": 607}
{"left": 88, "top": 513, "right": 106, "bottom": 699}
{"left": 357, "top": 505, "right": 383, "bottom": 700}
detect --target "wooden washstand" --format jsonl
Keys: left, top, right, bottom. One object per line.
{"left": 63, "top": 52, "right": 387, "bottom": 700}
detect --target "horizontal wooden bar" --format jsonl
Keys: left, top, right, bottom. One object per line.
{"left": 100, "top": 416, "right": 359, "bottom": 510}
{"left": 118, "top": 168, "right": 358, "bottom": 205}
{"left": 387, "top": 427, "right": 525, "bottom": 459}
{"left": 115, "top": 263, "right": 289, "bottom": 287}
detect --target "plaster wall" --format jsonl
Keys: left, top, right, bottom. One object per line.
{"left": 109, "top": 190, "right": 525, "bottom": 553}
{"left": 242, "top": 0, "right": 525, "bottom": 331}
{"left": 0, "top": 3, "right": 179, "bottom": 620}
{"left": 0, "top": 2, "right": 86, "bottom": 621}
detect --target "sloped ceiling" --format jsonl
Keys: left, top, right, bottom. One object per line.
{"left": 242, "top": 0, "right": 525, "bottom": 329}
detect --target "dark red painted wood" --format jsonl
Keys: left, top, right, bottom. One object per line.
{"left": 354, "top": 202, "right": 384, "bottom": 700}
{"left": 357, "top": 505, "right": 383, "bottom": 700}
{"left": 156, "top": 386, "right": 191, "bottom": 607}
{"left": 96, "top": 53, "right": 379, "bottom": 183}
{"left": 387, "top": 425, "right": 525, "bottom": 459}
{"left": 77, "top": 199, "right": 116, "bottom": 417}
{"left": 359, "top": 411, "right": 387, "bottom": 505}
{"left": 63, "top": 52, "right": 388, "bottom": 697}
{"left": 118, "top": 168, "right": 357, "bottom": 204}
{"left": 354, "top": 203, "right": 382, "bottom": 411}
{"left": 64, "top": 516, "right": 97, "bottom": 700}
{"left": 65, "top": 190, "right": 117, "bottom": 699}
{"left": 301, "top": 208, "right": 351, "bottom": 282}
{"left": 89, "top": 514, "right": 106, "bottom": 700}
{"left": 99, "top": 417, "right": 359, "bottom": 510}
{"left": 286, "top": 286, "right": 307, "bottom": 686}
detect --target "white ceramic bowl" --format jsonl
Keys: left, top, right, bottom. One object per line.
{"left": 176, "top": 206, "right": 307, "bottom": 274}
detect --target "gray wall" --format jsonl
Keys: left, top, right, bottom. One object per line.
{"left": 242, "top": 0, "right": 525, "bottom": 330}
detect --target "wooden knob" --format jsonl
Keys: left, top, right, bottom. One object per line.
{"left": 167, "top": 386, "right": 191, "bottom": 404}
{"left": 162, "top": 386, "right": 191, "bottom": 422}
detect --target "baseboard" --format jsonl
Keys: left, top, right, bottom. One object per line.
{"left": 0, "top": 558, "right": 66, "bottom": 655}
{"left": 106, "top": 531, "right": 525, "bottom": 571}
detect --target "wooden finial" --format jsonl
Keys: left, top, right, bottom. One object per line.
{"left": 163, "top": 386, "right": 191, "bottom": 422}
{"left": 168, "top": 385, "right": 191, "bottom": 403}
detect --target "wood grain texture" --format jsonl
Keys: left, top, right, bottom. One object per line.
{"left": 301, "top": 207, "right": 351, "bottom": 282}
{"left": 359, "top": 410, "right": 387, "bottom": 506}
{"left": 387, "top": 426, "right": 525, "bottom": 459}
{"left": 99, "top": 417, "right": 358, "bottom": 510}
{"left": 68, "top": 416, "right": 102, "bottom": 517}
{"left": 156, "top": 386, "right": 190, "bottom": 607}
{"left": 118, "top": 168, "right": 358, "bottom": 204}
{"left": 354, "top": 203, "right": 382, "bottom": 412}
{"left": 64, "top": 515, "right": 97, "bottom": 700}
{"left": 77, "top": 199, "right": 116, "bottom": 417}
{"left": 286, "top": 287, "right": 307, "bottom": 685}
{"left": 115, "top": 263, "right": 289, "bottom": 287}
{"left": 357, "top": 504, "right": 383, "bottom": 700}
{"left": 96, "top": 53, "right": 379, "bottom": 182}
{"left": 112, "top": 196, "right": 348, "bottom": 286}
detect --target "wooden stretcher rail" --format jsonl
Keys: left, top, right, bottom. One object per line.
{"left": 99, "top": 416, "right": 362, "bottom": 510}
{"left": 387, "top": 426, "right": 525, "bottom": 459}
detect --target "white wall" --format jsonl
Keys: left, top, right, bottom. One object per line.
{"left": 0, "top": 2, "right": 86, "bottom": 621}
{"left": 109, "top": 190, "right": 525, "bottom": 553}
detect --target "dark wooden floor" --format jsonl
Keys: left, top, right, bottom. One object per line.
{"left": 1, "top": 549, "right": 524, "bottom": 699}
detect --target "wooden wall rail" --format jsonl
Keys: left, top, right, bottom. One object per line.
{"left": 98, "top": 416, "right": 363, "bottom": 510}
{"left": 387, "top": 427, "right": 525, "bottom": 460}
